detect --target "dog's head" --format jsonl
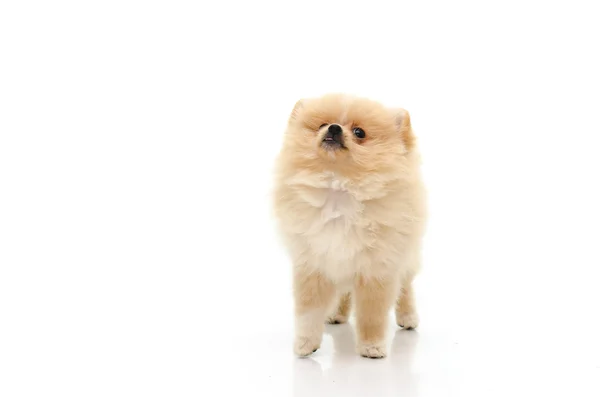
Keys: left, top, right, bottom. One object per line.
{"left": 280, "top": 94, "right": 415, "bottom": 177}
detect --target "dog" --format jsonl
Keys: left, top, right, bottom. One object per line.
{"left": 273, "top": 94, "right": 426, "bottom": 358}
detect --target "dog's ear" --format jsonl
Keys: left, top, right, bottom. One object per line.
{"left": 392, "top": 108, "right": 416, "bottom": 151}
{"left": 289, "top": 99, "right": 303, "bottom": 122}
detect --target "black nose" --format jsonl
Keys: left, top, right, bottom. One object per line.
{"left": 328, "top": 124, "right": 342, "bottom": 135}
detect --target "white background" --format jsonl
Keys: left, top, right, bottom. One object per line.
{"left": 1, "top": 1, "right": 599, "bottom": 396}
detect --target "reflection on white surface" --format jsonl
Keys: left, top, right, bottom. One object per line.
{"left": 293, "top": 324, "right": 422, "bottom": 397}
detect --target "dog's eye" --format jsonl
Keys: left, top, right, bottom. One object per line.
{"left": 353, "top": 127, "right": 366, "bottom": 139}
{"left": 319, "top": 123, "right": 328, "bottom": 130}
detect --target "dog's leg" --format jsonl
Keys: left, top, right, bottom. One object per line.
{"left": 395, "top": 275, "right": 419, "bottom": 329}
{"left": 354, "top": 276, "right": 396, "bottom": 358}
{"left": 293, "top": 268, "right": 335, "bottom": 356}
{"left": 326, "top": 292, "right": 351, "bottom": 324}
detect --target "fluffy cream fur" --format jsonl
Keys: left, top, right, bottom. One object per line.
{"left": 273, "top": 94, "right": 426, "bottom": 358}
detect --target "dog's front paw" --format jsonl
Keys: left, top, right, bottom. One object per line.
{"left": 396, "top": 311, "right": 419, "bottom": 330}
{"left": 357, "top": 341, "right": 387, "bottom": 359}
{"left": 294, "top": 335, "right": 321, "bottom": 357}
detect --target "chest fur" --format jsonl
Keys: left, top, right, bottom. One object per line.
{"left": 294, "top": 184, "right": 371, "bottom": 258}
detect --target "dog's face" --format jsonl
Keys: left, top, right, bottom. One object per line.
{"left": 280, "top": 94, "right": 414, "bottom": 177}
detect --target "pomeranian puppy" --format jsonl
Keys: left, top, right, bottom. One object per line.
{"left": 273, "top": 94, "right": 426, "bottom": 358}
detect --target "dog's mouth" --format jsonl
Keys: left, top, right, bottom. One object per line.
{"left": 321, "top": 134, "right": 346, "bottom": 150}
